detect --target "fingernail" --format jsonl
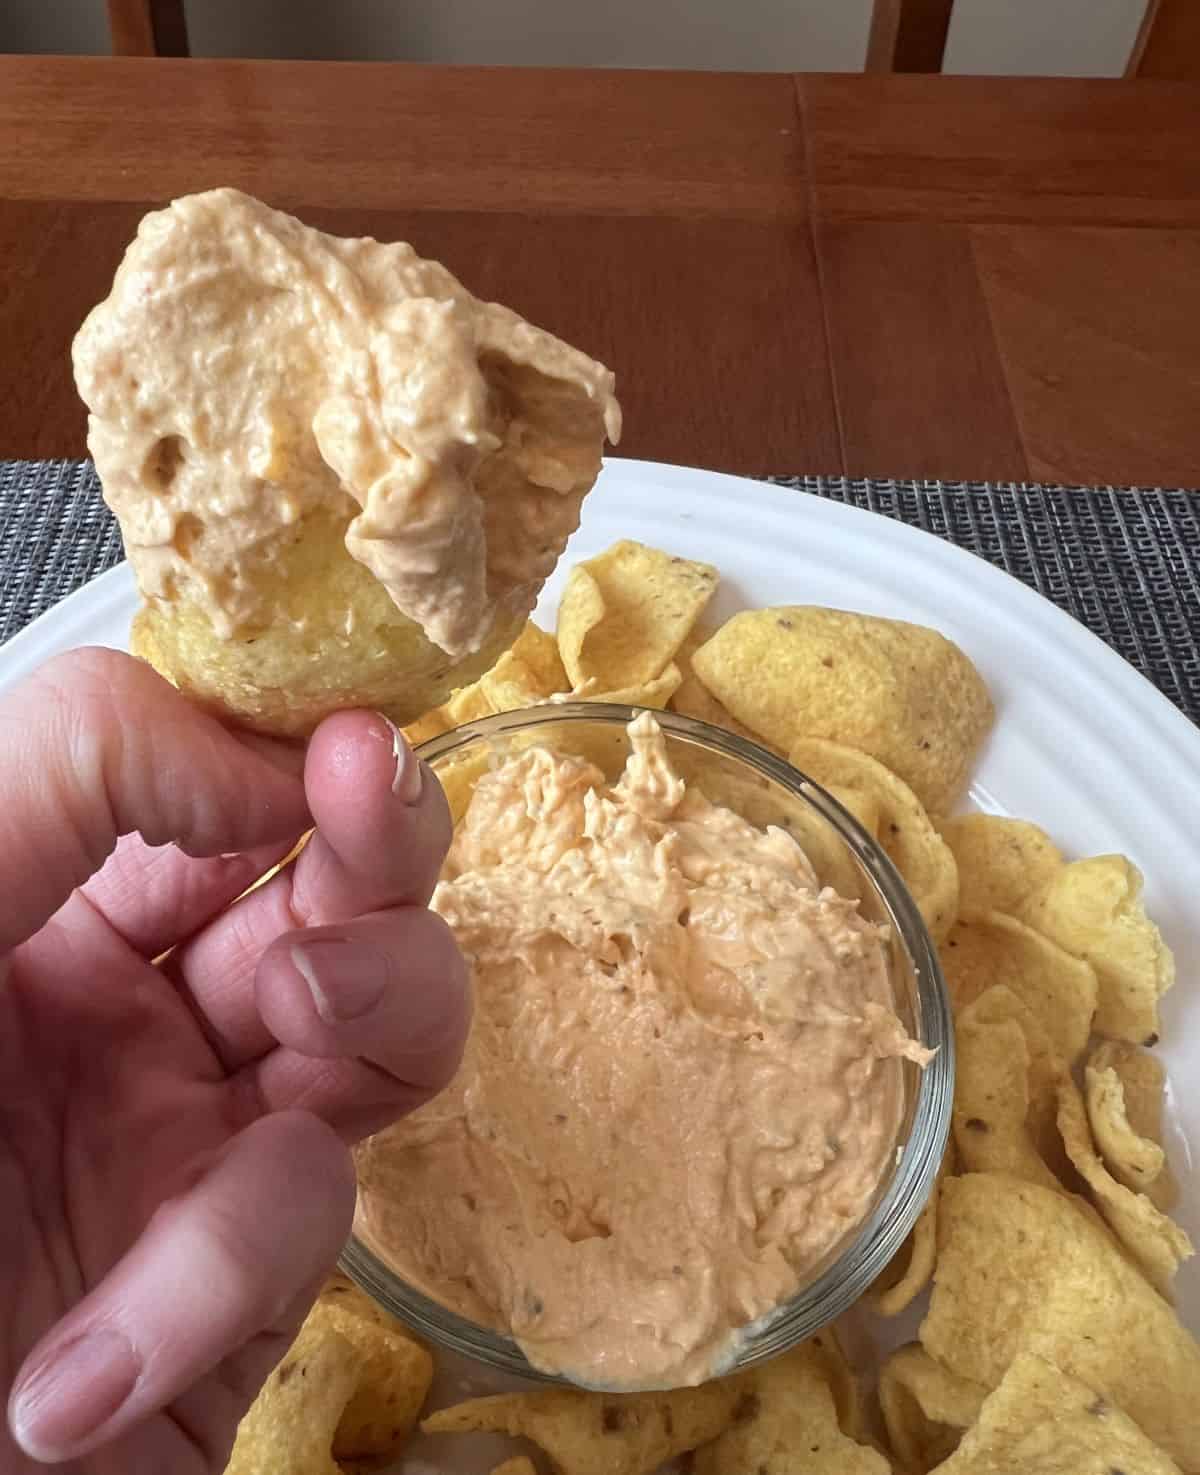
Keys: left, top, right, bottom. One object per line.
{"left": 291, "top": 939, "right": 389, "bottom": 1023}
{"left": 383, "top": 718, "right": 423, "bottom": 804}
{"left": 11, "top": 1328, "right": 139, "bottom": 1460}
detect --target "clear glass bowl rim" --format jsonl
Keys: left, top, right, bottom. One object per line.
{"left": 341, "top": 702, "right": 954, "bottom": 1386}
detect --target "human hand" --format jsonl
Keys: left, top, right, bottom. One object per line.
{"left": 1, "top": 649, "right": 469, "bottom": 1472}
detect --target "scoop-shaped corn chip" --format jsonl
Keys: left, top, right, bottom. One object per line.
{"left": 920, "top": 1173, "right": 1200, "bottom": 1468}
{"left": 946, "top": 984, "right": 1072, "bottom": 1187}
{"left": 557, "top": 566, "right": 608, "bottom": 689}
{"left": 788, "top": 736, "right": 959, "bottom": 940}
{"left": 422, "top": 1378, "right": 745, "bottom": 1475}
{"left": 668, "top": 623, "right": 770, "bottom": 746}
{"left": 692, "top": 607, "right": 993, "bottom": 815}
{"left": 938, "top": 813, "right": 1063, "bottom": 919}
{"left": 928, "top": 1351, "right": 1182, "bottom": 1475}
{"left": 692, "top": 1343, "right": 889, "bottom": 1475}
{"left": 225, "top": 1320, "right": 362, "bottom": 1475}
{"left": 557, "top": 542, "right": 718, "bottom": 691}
{"left": 870, "top": 1151, "right": 950, "bottom": 1316}
{"left": 510, "top": 621, "right": 569, "bottom": 695}
{"left": 879, "top": 1345, "right": 986, "bottom": 1472}
{"left": 1018, "top": 855, "right": 1174, "bottom": 1045}
{"left": 938, "top": 911, "right": 1097, "bottom": 1068}
{"left": 1088, "top": 1041, "right": 1178, "bottom": 1211}
{"left": 953, "top": 994, "right": 1062, "bottom": 1192}
{"left": 583, "top": 663, "right": 682, "bottom": 710}
{"left": 404, "top": 621, "right": 570, "bottom": 744}
{"left": 1056, "top": 1078, "right": 1192, "bottom": 1298}
{"left": 809, "top": 1323, "right": 869, "bottom": 1445}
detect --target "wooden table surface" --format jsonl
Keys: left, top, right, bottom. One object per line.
{"left": 3, "top": 56, "right": 1200, "bottom": 486}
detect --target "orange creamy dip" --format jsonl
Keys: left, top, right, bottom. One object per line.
{"left": 73, "top": 189, "right": 619, "bottom": 658}
{"left": 355, "top": 714, "right": 926, "bottom": 1388}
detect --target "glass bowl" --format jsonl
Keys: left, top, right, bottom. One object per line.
{"left": 340, "top": 703, "right": 953, "bottom": 1386}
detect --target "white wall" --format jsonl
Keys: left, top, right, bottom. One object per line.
{"left": 1, "top": 0, "right": 1150, "bottom": 76}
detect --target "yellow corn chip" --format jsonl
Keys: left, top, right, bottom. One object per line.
{"left": 921, "top": 1173, "right": 1200, "bottom": 1467}
{"left": 788, "top": 737, "right": 959, "bottom": 940}
{"left": 226, "top": 1320, "right": 362, "bottom": 1475}
{"left": 947, "top": 984, "right": 1072, "bottom": 1187}
{"left": 809, "top": 1323, "right": 869, "bottom": 1445}
{"left": 422, "top": 1378, "right": 745, "bottom": 1475}
{"left": 557, "top": 565, "right": 609, "bottom": 688}
{"left": 584, "top": 663, "right": 683, "bottom": 710}
{"left": 693, "top": 1342, "right": 889, "bottom": 1475}
{"left": 404, "top": 706, "right": 453, "bottom": 748}
{"left": 952, "top": 994, "right": 1062, "bottom": 1193}
{"left": 668, "top": 622, "right": 770, "bottom": 746}
{"left": 1018, "top": 855, "right": 1174, "bottom": 1045}
{"left": 929, "top": 1351, "right": 1182, "bottom": 1475}
{"left": 557, "top": 542, "right": 718, "bottom": 691}
{"left": 871, "top": 1154, "right": 947, "bottom": 1316}
{"left": 1086, "top": 1060, "right": 1167, "bottom": 1199}
{"left": 692, "top": 607, "right": 993, "bottom": 815}
{"left": 511, "top": 621, "right": 569, "bottom": 695}
{"left": 939, "top": 813, "right": 1063, "bottom": 919}
{"left": 1088, "top": 1041, "right": 1179, "bottom": 1212}
{"left": 825, "top": 783, "right": 883, "bottom": 840}
{"left": 879, "top": 1345, "right": 986, "bottom": 1473}
{"left": 938, "top": 911, "right": 1097, "bottom": 1067}
{"left": 1056, "top": 1078, "right": 1192, "bottom": 1298}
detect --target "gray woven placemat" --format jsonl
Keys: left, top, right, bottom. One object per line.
{"left": 3, "top": 460, "right": 1198, "bottom": 726}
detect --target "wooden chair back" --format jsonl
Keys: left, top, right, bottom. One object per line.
{"left": 106, "top": 0, "right": 189, "bottom": 57}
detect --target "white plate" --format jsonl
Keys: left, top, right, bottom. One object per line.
{"left": 2, "top": 457, "right": 1197, "bottom": 1454}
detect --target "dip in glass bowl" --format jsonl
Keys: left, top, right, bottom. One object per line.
{"left": 342, "top": 704, "right": 953, "bottom": 1391}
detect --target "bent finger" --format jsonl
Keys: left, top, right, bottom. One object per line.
{"left": 81, "top": 833, "right": 304, "bottom": 959}
{"left": 0, "top": 648, "right": 309, "bottom": 955}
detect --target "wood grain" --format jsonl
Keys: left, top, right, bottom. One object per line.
{"left": 0, "top": 59, "right": 806, "bottom": 221}
{"left": 6, "top": 60, "right": 1200, "bottom": 485}
{"left": 866, "top": 0, "right": 955, "bottom": 73}
{"left": 801, "top": 74, "right": 1200, "bottom": 227}
{"left": 972, "top": 226, "right": 1200, "bottom": 487}
{"left": 1129, "top": 0, "right": 1200, "bottom": 80}
{"left": 1, "top": 202, "right": 841, "bottom": 475}
{"left": 818, "top": 224, "right": 1028, "bottom": 481}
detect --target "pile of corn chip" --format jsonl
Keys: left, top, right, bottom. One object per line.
{"left": 225, "top": 539, "right": 1193, "bottom": 1475}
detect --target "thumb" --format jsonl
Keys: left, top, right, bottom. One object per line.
{"left": 7, "top": 1111, "right": 353, "bottom": 1465}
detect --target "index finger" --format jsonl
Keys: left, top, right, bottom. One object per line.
{"left": 0, "top": 648, "right": 310, "bottom": 956}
